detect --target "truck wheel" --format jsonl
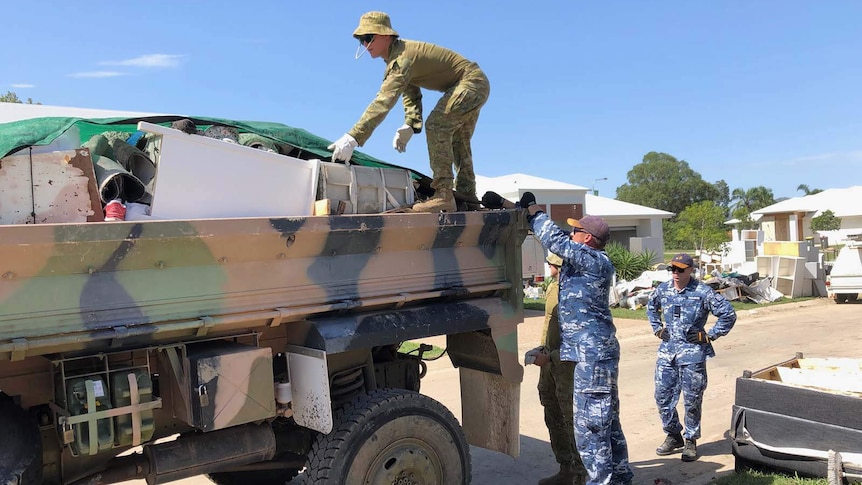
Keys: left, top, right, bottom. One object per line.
{"left": 305, "top": 388, "right": 471, "bottom": 485}
{"left": 0, "top": 395, "right": 42, "bottom": 485}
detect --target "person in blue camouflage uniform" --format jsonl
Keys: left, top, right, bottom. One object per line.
{"left": 511, "top": 191, "right": 632, "bottom": 485}
{"left": 327, "top": 11, "right": 490, "bottom": 213}
{"left": 647, "top": 253, "right": 736, "bottom": 462}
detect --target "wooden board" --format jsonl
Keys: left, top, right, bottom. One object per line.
{"left": 0, "top": 149, "right": 103, "bottom": 224}
{"left": 776, "top": 362, "right": 862, "bottom": 395}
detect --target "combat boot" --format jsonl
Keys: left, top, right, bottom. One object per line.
{"left": 413, "top": 189, "right": 456, "bottom": 213}
{"left": 655, "top": 432, "right": 684, "bottom": 456}
{"left": 537, "top": 462, "right": 582, "bottom": 485}
{"left": 681, "top": 438, "right": 698, "bottom": 462}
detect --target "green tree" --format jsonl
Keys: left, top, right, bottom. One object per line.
{"left": 731, "top": 185, "right": 775, "bottom": 213}
{"left": 616, "top": 152, "right": 724, "bottom": 215}
{"left": 811, "top": 209, "right": 841, "bottom": 231}
{"left": 797, "top": 184, "right": 823, "bottom": 196}
{"left": 0, "top": 91, "right": 40, "bottom": 104}
{"left": 667, "top": 201, "right": 729, "bottom": 254}
{"left": 713, "top": 179, "right": 732, "bottom": 217}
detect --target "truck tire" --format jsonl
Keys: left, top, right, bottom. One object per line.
{"left": 0, "top": 395, "right": 42, "bottom": 485}
{"left": 304, "top": 388, "right": 471, "bottom": 485}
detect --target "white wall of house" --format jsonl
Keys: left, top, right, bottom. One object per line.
{"left": 477, "top": 174, "right": 675, "bottom": 278}
{"left": 753, "top": 186, "right": 862, "bottom": 244}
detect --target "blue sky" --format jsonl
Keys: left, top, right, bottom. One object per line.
{"left": 4, "top": 1, "right": 861, "bottom": 200}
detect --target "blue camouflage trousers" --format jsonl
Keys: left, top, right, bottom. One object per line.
{"left": 654, "top": 360, "right": 708, "bottom": 440}
{"left": 573, "top": 359, "right": 633, "bottom": 485}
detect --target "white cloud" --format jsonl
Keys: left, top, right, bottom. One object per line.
{"left": 99, "top": 54, "right": 185, "bottom": 68}
{"left": 68, "top": 71, "right": 127, "bottom": 78}
{"left": 11, "top": 83, "right": 35, "bottom": 88}
{"left": 782, "top": 151, "right": 862, "bottom": 166}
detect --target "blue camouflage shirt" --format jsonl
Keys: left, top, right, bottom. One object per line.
{"left": 530, "top": 212, "right": 620, "bottom": 363}
{"left": 647, "top": 278, "right": 737, "bottom": 365}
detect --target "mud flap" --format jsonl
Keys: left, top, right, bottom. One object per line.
{"left": 459, "top": 368, "right": 520, "bottom": 457}
{"left": 285, "top": 345, "right": 332, "bottom": 434}
{"left": 449, "top": 324, "right": 522, "bottom": 458}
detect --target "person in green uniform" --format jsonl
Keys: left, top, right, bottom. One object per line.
{"left": 327, "top": 11, "right": 490, "bottom": 212}
{"left": 525, "top": 252, "right": 588, "bottom": 485}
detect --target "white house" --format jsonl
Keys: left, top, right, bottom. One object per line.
{"left": 476, "top": 173, "right": 674, "bottom": 281}
{"left": 476, "top": 173, "right": 673, "bottom": 249}
{"left": 752, "top": 186, "right": 862, "bottom": 244}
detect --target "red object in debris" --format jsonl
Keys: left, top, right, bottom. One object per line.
{"left": 104, "top": 200, "right": 126, "bottom": 221}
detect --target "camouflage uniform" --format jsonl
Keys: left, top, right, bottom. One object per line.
{"left": 348, "top": 38, "right": 490, "bottom": 198}
{"left": 530, "top": 212, "right": 633, "bottom": 485}
{"left": 538, "top": 276, "right": 587, "bottom": 479}
{"left": 647, "top": 278, "right": 736, "bottom": 440}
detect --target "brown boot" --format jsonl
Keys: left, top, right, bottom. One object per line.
{"left": 413, "top": 188, "right": 456, "bottom": 213}
{"left": 537, "top": 462, "right": 582, "bottom": 485}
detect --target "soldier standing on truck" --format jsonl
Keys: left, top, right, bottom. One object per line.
{"left": 327, "top": 11, "right": 491, "bottom": 213}
{"left": 648, "top": 253, "right": 737, "bottom": 462}
{"left": 525, "top": 252, "right": 588, "bottom": 485}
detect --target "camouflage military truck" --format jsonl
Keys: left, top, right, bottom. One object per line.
{"left": 0, "top": 112, "right": 526, "bottom": 485}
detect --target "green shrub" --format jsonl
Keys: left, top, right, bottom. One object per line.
{"left": 605, "top": 241, "right": 657, "bottom": 281}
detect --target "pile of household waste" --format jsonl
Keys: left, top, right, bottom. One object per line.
{"left": 0, "top": 116, "right": 422, "bottom": 225}
{"left": 611, "top": 264, "right": 784, "bottom": 310}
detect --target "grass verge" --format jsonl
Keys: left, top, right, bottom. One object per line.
{"left": 714, "top": 470, "right": 827, "bottom": 484}
{"left": 398, "top": 341, "right": 446, "bottom": 359}
{"left": 526, "top": 297, "right": 819, "bottom": 320}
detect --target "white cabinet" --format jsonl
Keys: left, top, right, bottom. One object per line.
{"left": 775, "top": 256, "right": 806, "bottom": 298}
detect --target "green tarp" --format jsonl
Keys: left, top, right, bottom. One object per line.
{"left": 0, "top": 115, "right": 429, "bottom": 182}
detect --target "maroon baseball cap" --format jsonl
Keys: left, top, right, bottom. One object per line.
{"left": 566, "top": 215, "right": 610, "bottom": 246}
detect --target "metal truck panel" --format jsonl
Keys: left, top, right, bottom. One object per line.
{"left": 0, "top": 210, "right": 524, "bottom": 360}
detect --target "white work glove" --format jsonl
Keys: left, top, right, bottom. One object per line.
{"left": 392, "top": 124, "right": 414, "bottom": 153}
{"left": 327, "top": 133, "right": 358, "bottom": 162}
{"left": 524, "top": 346, "right": 547, "bottom": 365}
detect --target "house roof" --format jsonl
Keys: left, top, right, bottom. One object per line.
{"left": 585, "top": 194, "right": 674, "bottom": 218}
{"left": 752, "top": 186, "right": 862, "bottom": 217}
{"left": 476, "top": 173, "right": 587, "bottom": 192}
{"left": 0, "top": 102, "right": 164, "bottom": 124}
{"left": 475, "top": 173, "right": 673, "bottom": 219}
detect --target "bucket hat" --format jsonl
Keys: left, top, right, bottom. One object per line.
{"left": 353, "top": 11, "right": 399, "bottom": 38}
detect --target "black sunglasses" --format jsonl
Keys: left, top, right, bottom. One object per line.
{"left": 358, "top": 34, "right": 375, "bottom": 45}
{"left": 571, "top": 228, "right": 588, "bottom": 235}
{"left": 669, "top": 266, "right": 688, "bottom": 274}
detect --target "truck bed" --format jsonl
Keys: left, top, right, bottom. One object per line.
{"left": 0, "top": 210, "right": 525, "bottom": 361}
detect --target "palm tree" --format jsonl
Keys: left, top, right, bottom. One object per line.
{"left": 731, "top": 186, "right": 775, "bottom": 212}
{"left": 797, "top": 184, "right": 823, "bottom": 196}
{"left": 730, "top": 186, "right": 776, "bottom": 230}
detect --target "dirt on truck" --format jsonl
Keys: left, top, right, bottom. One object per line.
{"left": 0, "top": 111, "right": 527, "bottom": 485}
